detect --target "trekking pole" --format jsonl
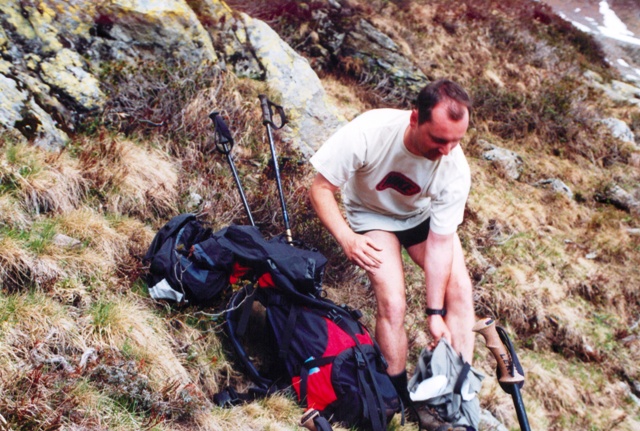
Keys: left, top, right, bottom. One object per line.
{"left": 257, "top": 94, "right": 293, "bottom": 244}
{"left": 209, "top": 111, "right": 255, "bottom": 227}
{"left": 473, "top": 318, "right": 531, "bottom": 431}
{"left": 300, "top": 409, "right": 333, "bottom": 431}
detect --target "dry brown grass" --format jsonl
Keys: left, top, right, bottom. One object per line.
{"left": 77, "top": 135, "right": 179, "bottom": 219}
{"left": 85, "top": 296, "right": 194, "bottom": 388}
{"left": 53, "top": 208, "right": 128, "bottom": 276}
{"left": 0, "top": 194, "right": 30, "bottom": 229}
{"left": 0, "top": 235, "right": 35, "bottom": 290}
{"left": 1, "top": 143, "right": 87, "bottom": 215}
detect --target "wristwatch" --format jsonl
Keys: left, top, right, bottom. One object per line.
{"left": 425, "top": 307, "right": 447, "bottom": 317}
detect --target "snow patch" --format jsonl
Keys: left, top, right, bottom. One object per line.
{"left": 597, "top": 0, "right": 640, "bottom": 46}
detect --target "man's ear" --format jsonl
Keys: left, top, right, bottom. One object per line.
{"left": 409, "top": 109, "right": 419, "bottom": 127}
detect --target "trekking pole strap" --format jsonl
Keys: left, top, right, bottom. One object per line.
{"left": 258, "top": 94, "right": 288, "bottom": 129}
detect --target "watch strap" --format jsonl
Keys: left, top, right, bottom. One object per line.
{"left": 425, "top": 307, "right": 447, "bottom": 317}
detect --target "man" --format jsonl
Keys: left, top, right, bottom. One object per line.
{"left": 308, "top": 79, "right": 475, "bottom": 408}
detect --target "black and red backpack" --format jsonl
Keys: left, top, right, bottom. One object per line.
{"left": 218, "top": 226, "right": 401, "bottom": 431}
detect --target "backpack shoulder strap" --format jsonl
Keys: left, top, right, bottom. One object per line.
{"left": 214, "top": 385, "right": 274, "bottom": 408}
{"left": 225, "top": 285, "right": 273, "bottom": 389}
{"left": 144, "top": 213, "right": 196, "bottom": 261}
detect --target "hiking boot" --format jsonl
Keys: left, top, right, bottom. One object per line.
{"left": 408, "top": 402, "right": 471, "bottom": 431}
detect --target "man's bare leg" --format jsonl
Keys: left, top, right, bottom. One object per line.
{"left": 363, "top": 230, "right": 407, "bottom": 375}
{"left": 408, "top": 233, "right": 475, "bottom": 362}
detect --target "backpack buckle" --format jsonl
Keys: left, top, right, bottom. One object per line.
{"left": 213, "top": 386, "right": 240, "bottom": 407}
{"left": 341, "top": 303, "right": 362, "bottom": 320}
{"left": 327, "top": 309, "right": 342, "bottom": 324}
{"left": 355, "top": 350, "right": 366, "bottom": 369}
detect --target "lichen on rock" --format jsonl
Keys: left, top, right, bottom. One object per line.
{"left": 94, "top": 0, "right": 218, "bottom": 65}
{"left": 39, "top": 48, "right": 105, "bottom": 113}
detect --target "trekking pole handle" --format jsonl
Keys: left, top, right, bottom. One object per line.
{"left": 209, "top": 111, "right": 234, "bottom": 154}
{"left": 258, "top": 94, "right": 288, "bottom": 129}
{"left": 300, "top": 409, "right": 320, "bottom": 431}
{"left": 473, "top": 317, "right": 524, "bottom": 384}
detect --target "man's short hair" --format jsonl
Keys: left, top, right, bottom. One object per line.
{"left": 416, "top": 79, "right": 472, "bottom": 124}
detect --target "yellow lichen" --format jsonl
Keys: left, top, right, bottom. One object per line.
{"left": 39, "top": 48, "right": 105, "bottom": 111}
{"left": 1, "top": 1, "right": 37, "bottom": 42}
{"left": 23, "top": 2, "right": 63, "bottom": 53}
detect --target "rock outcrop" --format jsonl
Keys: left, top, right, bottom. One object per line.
{"left": 241, "top": 13, "right": 345, "bottom": 156}
{"left": 5, "top": 0, "right": 446, "bottom": 155}
{"left": 534, "top": 178, "right": 574, "bottom": 199}
{"left": 271, "top": 0, "right": 429, "bottom": 104}
{"left": 596, "top": 184, "right": 640, "bottom": 216}
{"left": 479, "top": 140, "right": 524, "bottom": 181}
{"left": 599, "top": 117, "right": 636, "bottom": 145}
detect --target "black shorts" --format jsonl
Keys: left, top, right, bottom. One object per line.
{"left": 357, "top": 217, "right": 430, "bottom": 249}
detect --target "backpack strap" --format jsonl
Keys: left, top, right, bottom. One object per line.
{"left": 236, "top": 284, "right": 256, "bottom": 337}
{"left": 354, "top": 348, "right": 387, "bottom": 431}
{"left": 313, "top": 415, "right": 333, "bottom": 431}
{"left": 214, "top": 385, "right": 275, "bottom": 408}
{"left": 279, "top": 305, "right": 300, "bottom": 359}
{"left": 453, "top": 362, "right": 471, "bottom": 395}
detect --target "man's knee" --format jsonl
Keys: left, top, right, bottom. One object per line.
{"left": 376, "top": 297, "right": 406, "bottom": 327}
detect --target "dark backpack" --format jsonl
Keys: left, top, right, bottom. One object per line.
{"left": 145, "top": 218, "right": 401, "bottom": 429}
{"left": 222, "top": 230, "right": 401, "bottom": 431}
{"left": 143, "top": 216, "right": 328, "bottom": 305}
{"left": 143, "top": 213, "right": 235, "bottom": 304}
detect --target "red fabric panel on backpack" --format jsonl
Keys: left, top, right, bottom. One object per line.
{"left": 324, "top": 318, "right": 356, "bottom": 356}
{"left": 292, "top": 363, "right": 335, "bottom": 410}
{"left": 290, "top": 318, "right": 374, "bottom": 411}
{"left": 257, "top": 272, "right": 275, "bottom": 288}
{"left": 229, "top": 262, "right": 250, "bottom": 284}
{"left": 356, "top": 332, "right": 373, "bottom": 346}
{"left": 324, "top": 319, "right": 373, "bottom": 356}
{"left": 229, "top": 262, "right": 276, "bottom": 288}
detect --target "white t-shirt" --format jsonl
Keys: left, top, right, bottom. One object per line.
{"left": 310, "top": 109, "right": 470, "bottom": 235}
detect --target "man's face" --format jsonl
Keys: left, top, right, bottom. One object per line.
{"left": 408, "top": 103, "right": 469, "bottom": 161}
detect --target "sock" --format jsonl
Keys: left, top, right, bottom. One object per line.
{"left": 389, "top": 370, "right": 411, "bottom": 407}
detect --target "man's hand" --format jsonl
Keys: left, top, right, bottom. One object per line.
{"left": 339, "top": 232, "right": 383, "bottom": 273}
{"left": 427, "top": 315, "right": 452, "bottom": 349}
{"left": 309, "top": 174, "right": 385, "bottom": 273}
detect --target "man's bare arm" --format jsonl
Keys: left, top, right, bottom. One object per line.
{"left": 309, "top": 173, "right": 382, "bottom": 272}
{"left": 424, "top": 231, "right": 455, "bottom": 343}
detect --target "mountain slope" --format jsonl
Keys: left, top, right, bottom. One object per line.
{"left": 0, "top": 1, "right": 639, "bottom": 430}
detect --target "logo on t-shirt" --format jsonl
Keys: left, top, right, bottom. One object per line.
{"left": 375, "top": 172, "right": 420, "bottom": 196}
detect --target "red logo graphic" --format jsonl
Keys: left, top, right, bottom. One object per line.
{"left": 375, "top": 172, "right": 420, "bottom": 196}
